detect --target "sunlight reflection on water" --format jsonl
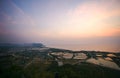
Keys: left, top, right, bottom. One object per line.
{"left": 86, "top": 57, "right": 120, "bottom": 70}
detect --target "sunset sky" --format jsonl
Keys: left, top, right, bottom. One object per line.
{"left": 0, "top": 0, "right": 120, "bottom": 52}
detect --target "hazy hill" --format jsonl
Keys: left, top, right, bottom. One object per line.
{"left": 0, "top": 43, "right": 45, "bottom": 48}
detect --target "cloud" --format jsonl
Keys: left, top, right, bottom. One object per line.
{"left": 0, "top": 0, "right": 38, "bottom": 42}
{"left": 63, "top": 0, "right": 120, "bottom": 38}
{"left": 0, "top": 0, "right": 119, "bottom": 43}
{"left": 10, "top": 1, "right": 36, "bottom": 26}
{"left": 0, "top": 0, "right": 36, "bottom": 26}
{"left": 68, "top": 0, "right": 120, "bottom": 22}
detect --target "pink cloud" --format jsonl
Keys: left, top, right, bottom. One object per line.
{"left": 65, "top": 0, "right": 120, "bottom": 38}
{"left": 69, "top": 0, "right": 120, "bottom": 19}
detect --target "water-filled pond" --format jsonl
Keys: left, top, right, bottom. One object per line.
{"left": 86, "top": 57, "right": 120, "bottom": 70}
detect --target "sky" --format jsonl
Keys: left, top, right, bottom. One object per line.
{"left": 0, "top": 0, "right": 120, "bottom": 52}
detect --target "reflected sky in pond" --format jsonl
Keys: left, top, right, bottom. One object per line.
{"left": 86, "top": 57, "right": 120, "bottom": 70}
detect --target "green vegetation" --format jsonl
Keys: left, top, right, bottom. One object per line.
{"left": 47, "top": 62, "right": 120, "bottom": 78}
{"left": 1, "top": 57, "right": 120, "bottom": 78}
{"left": 0, "top": 55, "right": 23, "bottom": 78}
{"left": 0, "top": 47, "right": 120, "bottom": 78}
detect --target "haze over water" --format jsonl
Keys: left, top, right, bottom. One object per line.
{"left": 49, "top": 44, "right": 119, "bottom": 52}
{"left": 0, "top": 0, "right": 120, "bottom": 52}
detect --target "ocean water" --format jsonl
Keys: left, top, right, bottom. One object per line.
{"left": 49, "top": 44, "right": 120, "bottom": 52}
